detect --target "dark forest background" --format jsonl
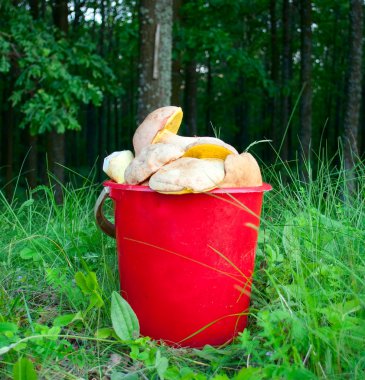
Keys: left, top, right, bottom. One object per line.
{"left": 0, "top": 0, "right": 364, "bottom": 199}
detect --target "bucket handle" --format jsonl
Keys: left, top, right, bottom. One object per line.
{"left": 94, "top": 187, "right": 116, "bottom": 239}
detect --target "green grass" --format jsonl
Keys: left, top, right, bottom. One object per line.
{"left": 0, "top": 156, "right": 364, "bottom": 380}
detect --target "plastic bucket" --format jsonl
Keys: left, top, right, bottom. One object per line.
{"left": 95, "top": 181, "right": 272, "bottom": 347}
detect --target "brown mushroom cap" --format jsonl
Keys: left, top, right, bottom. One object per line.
{"left": 124, "top": 143, "right": 185, "bottom": 185}
{"left": 133, "top": 106, "right": 183, "bottom": 156}
{"left": 149, "top": 157, "right": 225, "bottom": 194}
{"left": 220, "top": 152, "right": 262, "bottom": 188}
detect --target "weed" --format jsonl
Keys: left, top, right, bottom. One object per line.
{"left": 0, "top": 155, "right": 364, "bottom": 379}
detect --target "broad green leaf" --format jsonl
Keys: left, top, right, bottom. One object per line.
{"left": 47, "top": 326, "right": 61, "bottom": 340}
{"left": 94, "top": 327, "right": 116, "bottom": 339}
{"left": 13, "top": 357, "right": 38, "bottom": 380}
{"left": 13, "top": 343, "right": 27, "bottom": 352}
{"left": 53, "top": 314, "right": 77, "bottom": 327}
{"left": 53, "top": 312, "right": 83, "bottom": 327}
{"left": 85, "top": 272, "right": 99, "bottom": 291}
{"left": 0, "top": 322, "right": 18, "bottom": 333}
{"left": 88, "top": 292, "right": 104, "bottom": 310}
{"left": 19, "top": 247, "right": 41, "bottom": 262}
{"left": 286, "top": 368, "right": 317, "bottom": 380}
{"left": 234, "top": 367, "right": 263, "bottom": 380}
{"left": 111, "top": 372, "right": 139, "bottom": 380}
{"left": 211, "top": 375, "right": 230, "bottom": 380}
{"left": 111, "top": 291, "right": 139, "bottom": 341}
{"left": 0, "top": 335, "right": 10, "bottom": 349}
{"left": 155, "top": 350, "right": 169, "bottom": 380}
{"left": 74, "top": 272, "right": 89, "bottom": 294}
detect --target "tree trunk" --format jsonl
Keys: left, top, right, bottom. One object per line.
{"left": 234, "top": 75, "right": 249, "bottom": 151}
{"left": 184, "top": 61, "right": 197, "bottom": 136}
{"left": 137, "top": 0, "right": 173, "bottom": 123}
{"left": 270, "top": 0, "right": 279, "bottom": 146}
{"left": 343, "top": 0, "right": 363, "bottom": 184}
{"left": 205, "top": 54, "right": 213, "bottom": 135}
{"left": 2, "top": 82, "right": 14, "bottom": 199}
{"left": 86, "top": 102, "right": 97, "bottom": 169}
{"left": 114, "top": 97, "right": 120, "bottom": 149}
{"left": 171, "top": 0, "right": 183, "bottom": 106}
{"left": 281, "top": 0, "right": 293, "bottom": 161}
{"left": 107, "top": 95, "right": 112, "bottom": 153}
{"left": 52, "top": 0, "right": 68, "bottom": 34}
{"left": 98, "top": 100, "right": 105, "bottom": 181}
{"left": 28, "top": 0, "right": 39, "bottom": 188}
{"left": 47, "top": 130, "right": 65, "bottom": 192}
{"left": 299, "top": 0, "right": 312, "bottom": 169}
{"left": 27, "top": 135, "right": 38, "bottom": 188}
{"left": 74, "top": 0, "right": 83, "bottom": 28}
{"left": 40, "top": 0, "right": 46, "bottom": 18}
{"left": 323, "top": 7, "right": 339, "bottom": 151}
{"left": 29, "top": 0, "right": 39, "bottom": 19}
{"left": 50, "top": 0, "right": 68, "bottom": 203}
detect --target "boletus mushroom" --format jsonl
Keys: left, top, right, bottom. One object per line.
{"left": 220, "top": 152, "right": 262, "bottom": 188}
{"left": 125, "top": 143, "right": 185, "bottom": 185}
{"left": 149, "top": 157, "right": 225, "bottom": 194}
{"left": 103, "top": 150, "right": 134, "bottom": 184}
{"left": 133, "top": 106, "right": 183, "bottom": 156}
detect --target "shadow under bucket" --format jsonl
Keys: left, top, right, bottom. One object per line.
{"left": 95, "top": 181, "right": 272, "bottom": 348}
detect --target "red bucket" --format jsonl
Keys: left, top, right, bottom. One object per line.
{"left": 95, "top": 181, "right": 271, "bottom": 347}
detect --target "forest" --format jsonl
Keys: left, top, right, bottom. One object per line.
{"left": 0, "top": 0, "right": 363, "bottom": 196}
{"left": 0, "top": 1, "right": 365, "bottom": 379}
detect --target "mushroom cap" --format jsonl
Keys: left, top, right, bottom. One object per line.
{"left": 124, "top": 143, "right": 185, "bottom": 185}
{"left": 133, "top": 106, "right": 183, "bottom": 156}
{"left": 149, "top": 157, "right": 225, "bottom": 194}
{"left": 220, "top": 152, "right": 262, "bottom": 188}
{"left": 183, "top": 138, "right": 238, "bottom": 159}
{"left": 103, "top": 150, "right": 134, "bottom": 184}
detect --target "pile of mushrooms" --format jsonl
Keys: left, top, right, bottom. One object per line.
{"left": 103, "top": 106, "right": 262, "bottom": 194}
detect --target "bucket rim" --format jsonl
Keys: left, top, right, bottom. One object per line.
{"left": 103, "top": 180, "right": 272, "bottom": 194}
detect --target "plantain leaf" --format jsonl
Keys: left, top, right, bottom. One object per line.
{"left": 95, "top": 327, "right": 114, "bottom": 339}
{"left": 13, "top": 357, "right": 38, "bottom": 380}
{"left": 74, "top": 272, "right": 89, "bottom": 294}
{"left": 111, "top": 291, "right": 139, "bottom": 341}
{"left": 85, "top": 272, "right": 98, "bottom": 291}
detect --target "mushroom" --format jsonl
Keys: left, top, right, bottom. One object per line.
{"left": 149, "top": 157, "right": 225, "bottom": 194}
{"left": 133, "top": 106, "right": 183, "bottom": 156}
{"left": 103, "top": 150, "right": 134, "bottom": 184}
{"left": 133, "top": 107, "right": 237, "bottom": 157}
{"left": 183, "top": 140, "right": 238, "bottom": 159}
{"left": 124, "top": 143, "right": 185, "bottom": 185}
{"left": 154, "top": 130, "right": 238, "bottom": 157}
{"left": 219, "top": 152, "right": 262, "bottom": 188}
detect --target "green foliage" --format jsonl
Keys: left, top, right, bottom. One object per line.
{"left": 0, "top": 4, "right": 116, "bottom": 135}
{"left": 13, "top": 357, "right": 38, "bottom": 380}
{"left": 0, "top": 159, "right": 365, "bottom": 378}
{"left": 175, "top": 0, "right": 272, "bottom": 143}
{"left": 111, "top": 291, "right": 140, "bottom": 341}
{"left": 75, "top": 271, "right": 105, "bottom": 311}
